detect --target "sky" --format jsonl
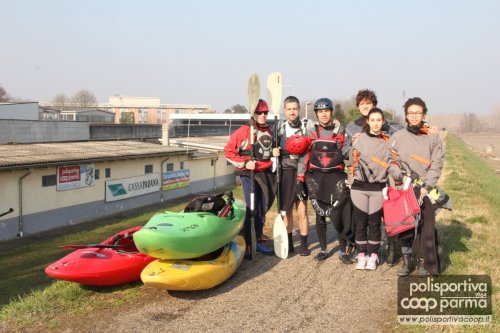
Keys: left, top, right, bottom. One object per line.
{"left": 2, "top": 0, "right": 500, "bottom": 116}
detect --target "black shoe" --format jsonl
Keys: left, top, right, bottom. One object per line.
{"left": 300, "top": 246, "right": 311, "bottom": 256}
{"left": 397, "top": 254, "right": 412, "bottom": 276}
{"left": 314, "top": 251, "right": 328, "bottom": 261}
{"left": 339, "top": 252, "right": 353, "bottom": 264}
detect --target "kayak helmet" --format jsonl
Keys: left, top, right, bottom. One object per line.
{"left": 285, "top": 135, "right": 310, "bottom": 155}
{"left": 313, "top": 98, "right": 333, "bottom": 112}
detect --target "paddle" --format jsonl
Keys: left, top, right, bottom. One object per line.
{"left": 0, "top": 208, "right": 14, "bottom": 218}
{"left": 247, "top": 73, "right": 260, "bottom": 260}
{"left": 267, "top": 72, "right": 288, "bottom": 259}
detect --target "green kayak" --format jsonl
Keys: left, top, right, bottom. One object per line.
{"left": 134, "top": 193, "right": 245, "bottom": 260}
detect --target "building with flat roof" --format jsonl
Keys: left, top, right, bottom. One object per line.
{"left": 0, "top": 140, "right": 234, "bottom": 241}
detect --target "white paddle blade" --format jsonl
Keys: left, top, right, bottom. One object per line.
{"left": 267, "top": 72, "right": 282, "bottom": 117}
{"left": 248, "top": 74, "right": 261, "bottom": 115}
{"left": 273, "top": 214, "right": 288, "bottom": 259}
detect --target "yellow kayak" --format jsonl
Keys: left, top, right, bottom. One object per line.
{"left": 140, "top": 235, "right": 245, "bottom": 290}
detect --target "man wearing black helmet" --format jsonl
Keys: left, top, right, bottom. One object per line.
{"left": 297, "top": 98, "right": 353, "bottom": 262}
{"left": 275, "top": 96, "right": 315, "bottom": 256}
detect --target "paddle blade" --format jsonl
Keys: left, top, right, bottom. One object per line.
{"left": 273, "top": 214, "right": 288, "bottom": 259}
{"left": 248, "top": 73, "right": 261, "bottom": 115}
{"left": 267, "top": 72, "right": 282, "bottom": 117}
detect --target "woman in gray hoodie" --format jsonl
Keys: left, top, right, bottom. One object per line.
{"left": 349, "top": 108, "right": 401, "bottom": 270}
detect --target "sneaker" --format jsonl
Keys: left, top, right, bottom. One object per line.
{"left": 256, "top": 242, "right": 273, "bottom": 255}
{"left": 339, "top": 251, "right": 353, "bottom": 264}
{"left": 314, "top": 250, "right": 328, "bottom": 261}
{"left": 366, "top": 253, "right": 379, "bottom": 271}
{"left": 355, "top": 253, "right": 367, "bottom": 270}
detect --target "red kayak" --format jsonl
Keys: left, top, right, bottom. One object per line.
{"left": 45, "top": 226, "right": 155, "bottom": 286}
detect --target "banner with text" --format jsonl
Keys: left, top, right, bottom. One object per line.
{"left": 106, "top": 173, "right": 161, "bottom": 202}
{"left": 162, "top": 169, "right": 190, "bottom": 190}
{"left": 57, "top": 164, "right": 95, "bottom": 191}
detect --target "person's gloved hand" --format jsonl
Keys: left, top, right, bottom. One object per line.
{"left": 296, "top": 180, "right": 307, "bottom": 201}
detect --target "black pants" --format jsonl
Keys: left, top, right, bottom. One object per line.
{"left": 353, "top": 205, "right": 382, "bottom": 255}
{"left": 399, "top": 196, "right": 439, "bottom": 275}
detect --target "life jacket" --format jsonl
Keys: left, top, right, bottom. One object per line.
{"left": 308, "top": 124, "right": 345, "bottom": 172}
{"left": 253, "top": 128, "right": 273, "bottom": 161}
{"left": 238, "top": 125, "right": 273, "bottom": 161}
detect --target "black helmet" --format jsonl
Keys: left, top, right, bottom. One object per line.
{"left": 314, "top": 98, "right": 333, "bottom": 112}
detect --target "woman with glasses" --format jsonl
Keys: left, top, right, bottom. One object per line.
{"left": 224, "top": 99, "right": 279, "bottom": 257}
{"left": 388, "top": 97, "right": 445, "bottom": 276}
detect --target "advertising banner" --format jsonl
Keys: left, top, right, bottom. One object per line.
{"left": 162, "top": 169, "right": 190, "bottom": 190}
{"left": 57, "top": 163, "right": 95, "bottom": 191}
{"left": 105, "top": 173, "right": 161, "bottom": 202}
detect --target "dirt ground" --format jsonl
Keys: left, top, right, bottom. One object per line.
{"left": 27, "top": 208, "right": 401, "bottom": 333}
{"left": 459, "top": 133, "right": 500, "bottom": 172}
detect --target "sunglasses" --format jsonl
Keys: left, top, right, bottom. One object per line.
{"left": 255, "top": 111, "right": 269, "bottom": 115}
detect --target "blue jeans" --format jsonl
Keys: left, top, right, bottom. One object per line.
{"left": 239, "top": 174, "right": 265, "bottom": 245}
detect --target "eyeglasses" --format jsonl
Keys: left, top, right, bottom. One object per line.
{"left": 407, "top": 111, "right": 423, "bottom": 117}
{"left": 255, "top": 111, "right": 269, "bottom": 115}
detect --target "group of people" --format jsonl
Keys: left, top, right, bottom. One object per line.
{"left": 224, "top": 89, "right": 445, "bottom": 277}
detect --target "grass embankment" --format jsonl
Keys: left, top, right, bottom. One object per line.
{"left": 0, "top": 187, "right": 243, "bottom": 331}
{"left": 397, "top": 133, "right": 499, "bottom": 332}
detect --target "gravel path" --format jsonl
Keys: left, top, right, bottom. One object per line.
{"left": 68, "top": 222, "right": 400, "bottom": 333}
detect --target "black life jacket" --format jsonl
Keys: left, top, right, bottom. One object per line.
{"left": 308, "top": 124, "right": 345, "bottom": 172}
{"left": 253, "top": 128, "right": 273, "bottom": 161}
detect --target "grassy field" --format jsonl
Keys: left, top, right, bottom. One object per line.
{"left": 0, "top": 134, "right": 498, "bottom": 332}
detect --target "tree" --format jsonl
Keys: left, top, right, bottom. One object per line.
{"left": 334, "top": 103, "right": 346, "bottom": 125}
{"left": 53, "top": 93, "right": 69, "bottom": 109}
{"left": 120, "top": 112, "right": 135, "bottom": 124}
{"left": 344, "top": 108, "right": 361, "bottom": 125}
{"left": 0, "top": 84, "right": 11, "bottom": 102}
{"left": 224, "top": 104, "right": 248, "bottom": 113}
{"left": 459, "top": 112, "right": 483, "bottom": 133}
{"left": 71, "top": 89, "right": 97, "bottom": 108}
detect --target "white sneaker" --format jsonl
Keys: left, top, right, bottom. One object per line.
{"left": 355, "top": 253, "right": 367, "bottom": 270}
{"left": 366, "top": 253, "right": 379, "bottom": 271}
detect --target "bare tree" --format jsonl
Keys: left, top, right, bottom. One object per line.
{"left": 459, "top": 112, "right": 483, "bottom": 133}
{"left": 53, "top": 93, "right": 70, "bottom": 109}
{"left": 71, "top": 89, "right": 97, "bottom": 108}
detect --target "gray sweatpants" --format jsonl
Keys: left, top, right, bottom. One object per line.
{"left": 351, "top": 189, "right": 384, "bottom": 255}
